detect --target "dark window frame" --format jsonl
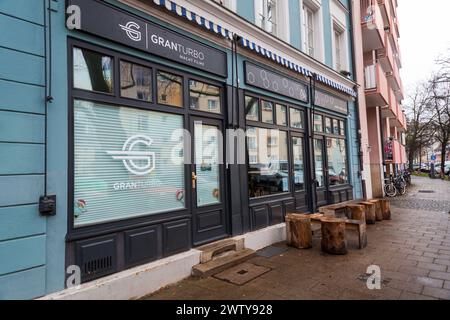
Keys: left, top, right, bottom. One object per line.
{"left": 67, "top": 38, "right": 226, "bottom": 240}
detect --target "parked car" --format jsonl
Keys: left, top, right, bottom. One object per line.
{"left": 434, "top": 161, "right": 450, "bottom": 175}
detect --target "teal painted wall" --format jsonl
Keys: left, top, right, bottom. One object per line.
{"left": 322, "top": 0, "right": 333, "bottom": 68}
{"left": 0, "top": 0, "right": 48, "bottom": 300}
{"left": 236, "top": 0, "right": 255, "bottom": 23}
{"left": 289, "top": 0, "right": 301, "bottom": 50}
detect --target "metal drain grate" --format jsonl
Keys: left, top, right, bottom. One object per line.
{"left": 256, "top": 245, "right": 289, "bottom": 258}
{"left": 418, "top": 190, "right": 435, "bottom": 193}
{"left": 213, "top": 263, "right": 271, "bottom": 285}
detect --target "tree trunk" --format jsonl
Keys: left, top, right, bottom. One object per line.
{"left": 370, "top": 199, "right": 384, "bottom": 221}
{"left": 359, "top": 202, "right": 376, "bottom": 224}
{"left": 347, "top": 205, "right": 366, "bottom": 223}
{"left": 381, "top": 200, "right": 391, "bottom": 220}
{"left": 286, "top": 214, "right": 312, "bottom": 249}
{"left": 321, "top": 218, "right": 347, "bottom": 255}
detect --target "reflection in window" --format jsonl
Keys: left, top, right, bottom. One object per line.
{"left": 325, "top": 117, "right": 332, "bottom": 134}
{"left": 261, "top": 101, "right": 274, "bottom": 124}
{"left": 189, "top": 80, "right": 221, "bottom": 114}
{"left": 247, "top": 128, "right": 289, "bottom": 198}
{"left": 314, "top": 138, "right": 324, "bottom": 187}
{"left": 276, "top": 104, "right": 287, "bottom": 126}
{"left": 333, "top": 119, "right": 340, "bottom": 135}
{"left": 290, "top": 108, "right": 304, "bottom": 129}
{"left": 340, "top": 121, "right": 345, "bottom": 136}
{"left": 327, "top": 138, "right": 348, "bottom": 186}
{"left": 245, "top": 96, "right": 259, "bottom": 121}
{"left": 120, "top": 61, "right": 152, "bottom": 102}
{"left": 157, "top": 71, "right": 183, "bottom": 107}
{"left": 73, "top": 47, "right": 113, "bottom": 93}
{"left": 292, "top": 137, "right": 305, "bottom": 191}
{"left": 314, "top": 114, "right": 323, "bottom": 132}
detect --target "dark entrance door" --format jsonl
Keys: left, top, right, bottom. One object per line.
{"left": 313, "top": 136, "right": 328, "bottom": 209}
{"left": 291, "top": 133, "right": 309, "bottom": 212}
{"left": 190, "top": 116, "right": 228, "bottom": 246}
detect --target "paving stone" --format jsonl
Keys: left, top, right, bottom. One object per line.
{"left": 414, "top": 277, "right": 444, "bottom": 289}
{"left": 417, "top": 262, "right": 448, "bottom": 272}
{"left": 400, "top": 291, "right": 437, "bottom": 300}
{"left": 429, "top": 271, "right": 450, "bottom": 281}
{"left": 422, "top": 287, "right": 450, "bottom": 300}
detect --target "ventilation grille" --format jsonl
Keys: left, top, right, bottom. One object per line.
{"left": 76, "top": 235, "right": 117, "bottom": 283}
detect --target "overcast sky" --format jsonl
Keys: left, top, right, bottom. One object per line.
{"left": 398, "top": 0, "right": 450, "bottom": 94}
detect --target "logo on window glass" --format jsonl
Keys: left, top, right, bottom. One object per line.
{"left": 106, "top": 135, "right": 155, "bottom": 176}
{"left": 119, "top": 21, "right": 142, "bottom": 42}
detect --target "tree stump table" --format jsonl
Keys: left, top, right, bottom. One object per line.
{"left": 380, "top": 199, "right": 392, "bottom": 220}
{"left": 286, "top": 214, "right": 313, "bottom": 249}
{"left": 347, "top": 204, "right": 366, "bottom": 223}
{"left": 321, "top": 218, "right": 348, "bottom": 255}
{"left": 370, "top": 199, "right": 383, "bottom": 221}
{"left": 359, "top": 202, "right": 376, "bottom": 224}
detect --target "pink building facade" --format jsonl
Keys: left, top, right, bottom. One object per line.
{"left": 353, "top": 0, "right": 407, "bottom": 197}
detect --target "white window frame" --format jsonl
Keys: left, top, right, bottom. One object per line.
{"left": 299, "top": 0, "right": 324, "bottom": 62}
{"left": 255, "top": 0, "right": 286, "bottom": 38}
{"left": 333, "top": 25, "right": 344, "bottom": 71}
{"left": 330, "top": 0, "right": 350, "bottom": 73}
{"left": 213, "top": 0, "right": 237, "bottom": 12}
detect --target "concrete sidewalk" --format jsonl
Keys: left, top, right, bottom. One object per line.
{"left": 144, "top": 176, "right": 450, "bottom": 300}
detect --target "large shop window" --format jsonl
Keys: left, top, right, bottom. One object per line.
{"left": 73, "top": 100, "right": 185, "bottom": 227}
{"left": 247, "top": 127, "right": 289, "bottom": 198}
{"left": 327, "top": 138, "right": 348, "bottom": 186}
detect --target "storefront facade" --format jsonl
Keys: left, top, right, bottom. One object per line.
{"left": 0, "top": 0, "right": 361, "bottom": 299}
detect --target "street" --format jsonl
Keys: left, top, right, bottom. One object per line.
{"left": 145, "top": 176, "right": 450, "bottom": 300}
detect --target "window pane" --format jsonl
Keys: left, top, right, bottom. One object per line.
{"left": 292, "top": 137, "right": 305, "bottom": 191}
{"left": 157, "top": 71, "right": 183, "bottom": 107}
{"left": 195, "top": 123, "right": 221, "bottom": 206}
{"left": 314, "top": 114, "right": 323, "bottom": 132}
{"left": 245, "top": 96, "right": 259, "bottom": 121}
{"left": 261, "top": 101, "right": 274, "bottom": 124}
{"left": 120, "top": 61, "right": 152, "bottom": 102}
{"left": 73, "top": 47, "right": 113, "bottom": 93}
{"left": 247, "top": 128, "right": 289, "bottom": 198}
{"left": 340, "top": 121, "right": 346, "bottom": 136}
{"left": 290, "top": 108, "right": 304, "bottom": 129}
{"left": 325, "top": 117, "right": 332, "bottom": 134}
{"left": 73, "top": 100, "right": 185, "bottom": 227}
{"left": 276, "top": 104, "right": 287, "bottom": 126}
{"left": 314, "top": 138, "right": 325, "bottom": 187}
{"left": 327, "top": 138, "right": 348, "bottom": 186}
{"left": 333, "top": 119, "right": 340, "bottom": 135}
{"left": 189, "top": 80, "right": 221, "bottom": 114}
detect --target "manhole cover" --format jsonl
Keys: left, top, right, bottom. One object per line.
{"left": 418, "top": 190, "right": 435, "bottom": 193}
{"left": 256, "top": 245, "right": 288, "bottom": 258}
{"left": 213, "top": 263, "right": 271, "bottom": 286}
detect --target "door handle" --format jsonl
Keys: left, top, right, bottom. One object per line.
{"left": 192, "top": 172, "right": 198, "bottom": 189}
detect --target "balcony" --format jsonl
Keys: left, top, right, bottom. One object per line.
{"left": 381, "top": 87, "right": 398, "bottom": 118}
{"left": 386, "top": 59, "right": 404, "bottom": 100}
{"left": 361, "top": 0, "right": 385, "bottom": 52}
{"left": 364, "top": 63, "right": 389, "bottom": 107}
{"left": 377, "top": 33, "right": 394, "bottom": 73}
{"left": 377, "top": 0, "right": 390, "bottom": 27}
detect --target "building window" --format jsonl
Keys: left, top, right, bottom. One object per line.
{"left": 73, "top": 47, "right": 113, "bottom": 94}
{"left": 325, "top": 117, "right": 332, "bottom": 134}
{"left": 303, "top": 4, "right": 315, "bottom": 57}
{"left": 292, "top": 137, "right": 305, "bottom": 191}
{"left": 290, "top": 108, "right": 304, "bottom": 129}
{"left": 189, "top": 80, "right": 221, "bottom": 114}
{"left": 73, "top": 100, "right": 185, "bottom": 227}
{"left": 334, "top": 29, "right": 343, "bottom": 71}
{"left": 276, "top": 104, "right": 287, "bottom": 126}
{"left": 327, "top": 138, "right": 348, "bottom": 186}
{"left": 314, "top": 114, "right": 323, "bottom": 132}
{"left": 245, "top": 96, "right": 259, "bottom": 121}
{"left": 247, "top": 127, "right": 289, "bottom": 198}
{"left": 213, "top": 0, "right": 236, "bottom": 11}
{"left": 255, "top": 0, "right": 277, "bottom": 35}
{"left": 120, "top": 61, "right": 152, "bottom": 102}
{"left": 157, "top": 71, "right": 183, "bottom": 107}
{"left": 261, "top": 100, "right": 274, "bottom": 124}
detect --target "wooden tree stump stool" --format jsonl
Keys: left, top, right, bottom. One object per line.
{"left": 381, "top": 199, "right": 391, "bottom": 220}
{"left": 370, "top": 199, "right": 383, "bottom": 221}
{"left": 359, "top": 202, "right": 376, "bottom": 225}
{"left": 321, "top": 218, "right": 348, "bottom": 255}
{"left": 347, "top": 205, "right": 366, "bottom": 223}
{"left": 286, "top": 214, "right": 312, "bottom": 249}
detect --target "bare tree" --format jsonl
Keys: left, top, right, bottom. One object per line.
{"left": 404, "top": 82, "right": 434, "bottom": 171}
{"left": 430, "top": 72, "right": 450, "bottom": 177}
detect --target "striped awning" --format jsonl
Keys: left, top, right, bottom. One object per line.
{"left": 151, "top": 0, "right": 357, "bottom": 98}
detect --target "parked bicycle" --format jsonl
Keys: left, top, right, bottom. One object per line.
{"left": 384, "top": 172, "right": 409, "bottom": 197}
